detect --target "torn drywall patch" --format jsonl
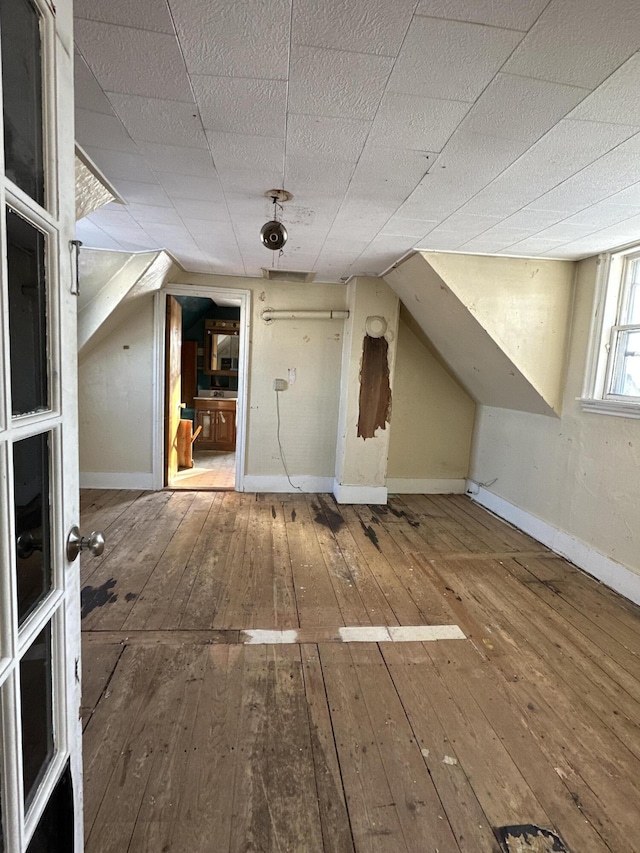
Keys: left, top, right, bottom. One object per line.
{"left": 357, "top": 334, "right": 391, "bottom": 439}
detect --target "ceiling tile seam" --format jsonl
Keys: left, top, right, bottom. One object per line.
{"left": 493, "top": 187, "right": 640, "bottom": 254}
{"left": 103, "top": 89, "right": 196, "bottom": 107}
{"left": 412, "top": 12, "right": 530, "bottom": 35}
{"left": 406, "top": 102, "right": 640, "bottom": 245}
{"left": 190, "top": 73, "right": 288, "bottom": 83}
{"left": 74, "top": 47, "right": 146, "bottom": 154}
{"left": 73, "top": 16, "right": 174, "bottom": 36}
{"left": 291, "top": 41, "right": 398, "bottom": 60}
{"left": 495, "top": 69, "right": 592, "bottom": 93}
{"left": 438, "top": 127, "right": 640, "bottom": 249}
{"left": 81, "top": 145, "right": 161, "bottom": 184}
{"left": 164, "top": 0, "right": 248, "bottom": 275}
{"left": 281, "top": 0, "right": 295, "bottom": 189}
{"left": 305, "top": 0, "right": 427, "bottom": 272}
{"left": 391, "top": 24, "right": 532, "bottom": 227}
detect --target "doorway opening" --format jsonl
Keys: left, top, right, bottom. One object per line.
{"left": 162, "top": 288, "right": 247, "bottom": 491}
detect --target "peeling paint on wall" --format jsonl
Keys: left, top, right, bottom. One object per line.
{"left": 357, "top": 334, "right": 391, "bottom": 439}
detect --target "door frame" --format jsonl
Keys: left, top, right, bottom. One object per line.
{"left": 152, "top": 284, "right": 251, "bottom": 492}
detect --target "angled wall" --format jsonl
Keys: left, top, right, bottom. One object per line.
{"left": 385, "top": 251, "right": 575, "bottom": 416}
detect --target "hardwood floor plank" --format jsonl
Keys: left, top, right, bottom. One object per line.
{"left": 81, "top": 492, "right": 197, "bottom": 629}
{"left": 423, "top": 640, "right": 612, "bottom": 853}
{"left": 319, "top": 643, "right": 410, "bottom": 852}
{"left": 228, "top": 645, "right": 325, "bottom": 853}
{"left": 285, "top": 497, "right": 344, "bottom": 627}
{"left": 300, "top": 643, "right": 356, "bottom": 853}
{"left": 83, "top": 644, "right": 166, "bottom": 837}
{"left": 122, "top": 491, "right": 219, "bottom": 630}
{"left": 80, "top": 640, "right": 123, "bottom": 728}
{"left": 79, "top": 490, "right": 640, "bottom": 853}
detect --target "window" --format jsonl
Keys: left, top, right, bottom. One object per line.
{"left": 581, "top": 246, "right": 640, "bottom": 417}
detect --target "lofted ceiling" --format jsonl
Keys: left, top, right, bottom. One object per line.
{"left": 74, "top": 0, "right": 640, "bottom": 282}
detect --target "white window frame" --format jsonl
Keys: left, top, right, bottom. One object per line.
{"left": 580, "top": 246, "right": 640, "bottom": 418}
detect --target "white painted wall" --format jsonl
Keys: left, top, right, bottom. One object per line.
{"left": 387, "top": 315, "right": 475, "bottom": 491}
{"left": 471, "top": 255, "right": 640, "bottom": 578}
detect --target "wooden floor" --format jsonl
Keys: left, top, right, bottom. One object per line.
{"left": 80, "top": 490, "right": 640, "bottom": 853}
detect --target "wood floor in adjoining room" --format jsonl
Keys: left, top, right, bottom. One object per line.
{"left": 80, "top": 490, "right": 640, "bottom": 853}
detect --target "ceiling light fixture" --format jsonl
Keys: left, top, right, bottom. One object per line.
{"left": 261, "top": 189, "right": 292, "bottom": 252}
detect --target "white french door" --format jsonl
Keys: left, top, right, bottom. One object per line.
{"left": 0, "top": 0, "right": 83, "bottom": 850}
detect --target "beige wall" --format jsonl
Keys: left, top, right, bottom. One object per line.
{"left": 79, "top": 297, "right": 156, "bottom": 477}
{"left": 471, "top": 256, "right": 640, "bottom": 578}
{"left": 387, "top": 317, "right": 475, "bottom": 483}
{"left": 426, "top": 252, "right": 574, "bottom": 413}
{"left": 79, "top": 273, "right": 347, "bottom": 483}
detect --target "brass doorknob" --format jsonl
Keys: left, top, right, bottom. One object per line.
{"left": 66, "top": 526, "right": 105, "bottom": 562}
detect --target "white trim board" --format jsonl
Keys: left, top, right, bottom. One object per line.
{"left": 470, "top": 484, "right": 640, "bottom": 606}
{"left": 80, "top": 471, "right": 155, "bottom": 490}
{"left": 154, "top": 284, "right": 251, "bottom": 493}
{"left": 242, "top": 475, "right": 334, "bottom": 493}
{"left": 386, "top": 478, "right": 466, "bottom": 494}
{"left": 333, "top": 481, "right": 388, "bottom": 504}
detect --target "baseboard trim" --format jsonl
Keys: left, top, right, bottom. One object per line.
{"left": 80, "top": 471, "right": 155, "bottom": 490}
{"left": 386, "top": 478, "right": 466, "bottom": 494}
{"left": 333, "top": 481, "right": 388, "bottom": 505}
{"left": 470, "top": 484, "right": 640, "bottom": 606}
{"left": 242, "top": 475, "right": 334, "bottom": 493}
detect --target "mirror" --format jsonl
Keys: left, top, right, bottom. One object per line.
{"left": 205, "top": 327, "right": 239, "bottom": 374}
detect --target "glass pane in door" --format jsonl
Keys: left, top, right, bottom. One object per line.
{"left": 20, "top": 624, "right": 53, "bottom": 811}
{"left": 0, "top": 0, "right": 44, "bottom": 205}
{"left": 25, "top": 762, "right": 72, "bottom": 853}
{"left": 7, "top": 208, "right": 48, "bottom": 416}
{"left": 13, "top": 432, "right": 52, "bottom": 624}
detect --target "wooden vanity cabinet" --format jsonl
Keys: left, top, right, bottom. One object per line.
{"left": 194, "top": 398, "right": 236, "bottom": 450}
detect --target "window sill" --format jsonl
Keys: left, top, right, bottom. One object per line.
{"left": 578, "top": 397, "right": 640, "bottom": 419}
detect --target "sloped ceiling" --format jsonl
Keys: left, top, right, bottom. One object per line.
{"left": 74, "top": 0, "right": 640, "bottom": 281}
{"left": 385, "top": 252, "right": 575, "bottom": 415}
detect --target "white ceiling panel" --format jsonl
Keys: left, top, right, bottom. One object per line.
{"left": 462, "top": 119, "right": 640, "bottom": 218}
{"left": 532, "top": 148, "right": 640, "bottom": 213}
{"left": 504, "top": 0, "right": 640, "bottom": 89}
{"left": 127, "top": 204, "right": 185, "bottom": 228}
{"left": 415, "top": 0, "right": 548, "bottom": 31}
{"left": 75, "top": 20, "right": 192, "bottom": 102}
{"left": 108, "top": 93, "right": 208, "bottom": 148}
{"left": 369, "top": 92, "right": 470, "bottom": 152}
{"left": 75, "top": 108, "right": 137, "bottom": 153}
{"left": 567, "top": 53, "right": 640, "bottom": 127}
{"left": 292, "top": 0, "right": 416, "bottom": 56}
{"left": 388, "top": 17, "right": 523, "bottom": 102}
{"left": 74, "top": 0, "right": 640, "bottom": 275}
{"left": 288, "top": 46, "right": 393, "bottom": 121}
{"left": 461, "top": 73, "right": 589, "bottom": 143}
{"left": 207, "top": 132, "right": 284, "bottom": 172}
{"left": 84, "top": 148, "right": 157, "bottom": 184}
{"left": 193, "top": 76, "right": 287, "bottom": 137}
{"left": 74, "top": 52, "right": 115, "bottom": 116}
{"left": 76, "top": 218, "right": 125, "bottom": 250}
{"left": 74, "top": 0, "right": 174, "bottom": 33}
{"left": 381, "top": 217, "right": 439, "bottom": 238}
{"left": 136, "top": 142, "right": 217, "bottom": 178}
{"left": 172, "top": 199, "right": 231, "bottom": 222}
{"left": 157, "top": 173, "right": 225, "bottom": 202}
{"left": 171, "top": 0, "right": 290, "bottom": 79}
{"left": 286, "top": 114, "right": 371, "bottom": 162}
{"left": 110, "top": 179, "right": 173, "bottom": 208}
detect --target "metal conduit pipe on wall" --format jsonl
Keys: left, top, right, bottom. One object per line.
{"left": 261, "top": 308, "right": 350, "bottom": 322}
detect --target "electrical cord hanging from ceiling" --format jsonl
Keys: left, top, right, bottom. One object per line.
{"left": 275, "top": 388, "right": 303, "bottom": 492}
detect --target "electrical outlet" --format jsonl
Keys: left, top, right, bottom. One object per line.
{"left": 273, "top": 378, "right": 287, "bottom": 391}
